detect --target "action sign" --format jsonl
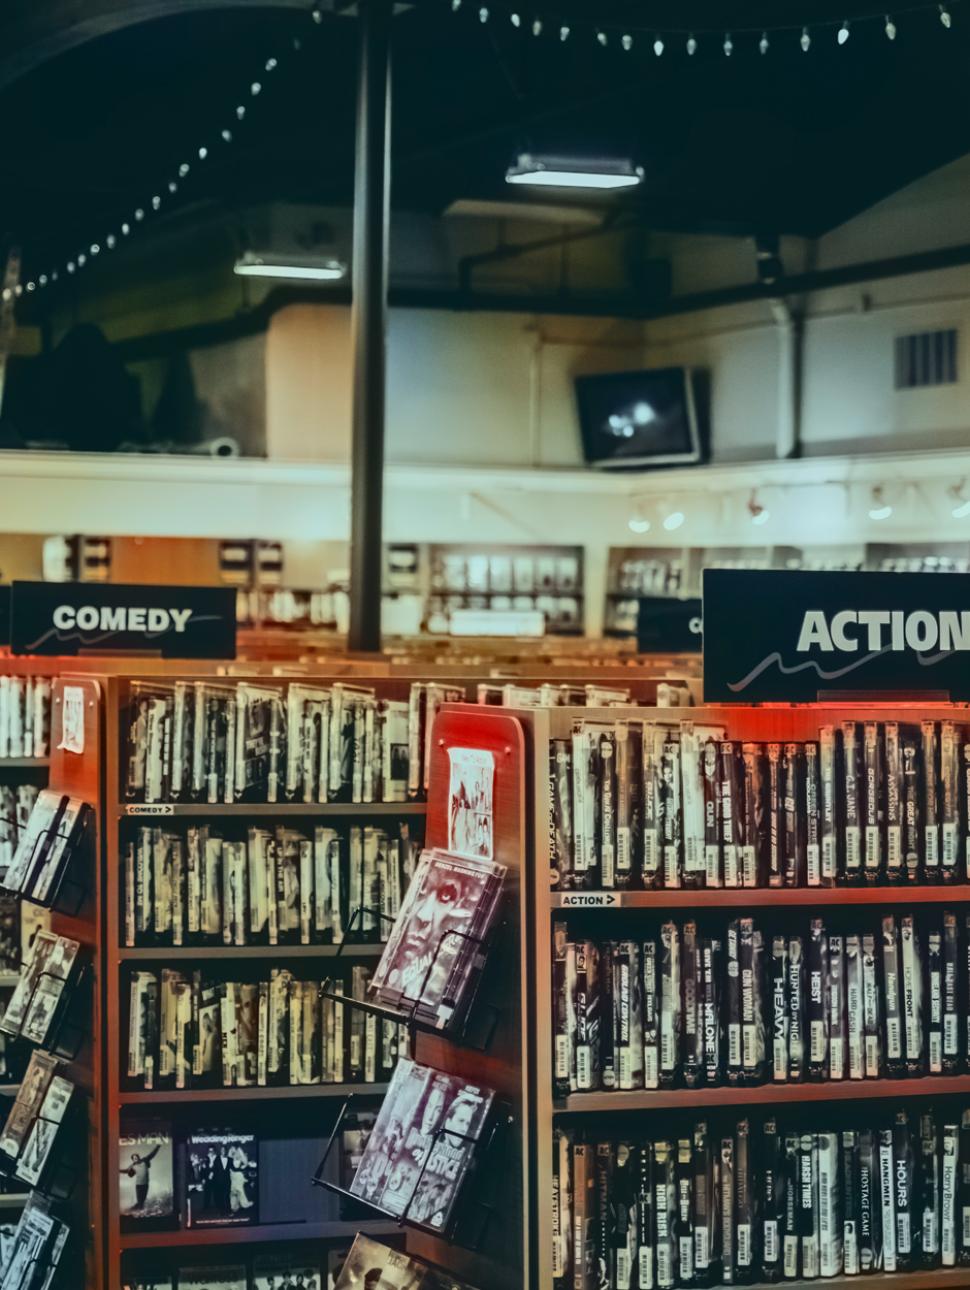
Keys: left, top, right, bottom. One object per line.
{"left": 703, "top": 568, "right": 970, "bottom": 702}
{"left": 10, "top": 582, "right": 237, "bottom": 658}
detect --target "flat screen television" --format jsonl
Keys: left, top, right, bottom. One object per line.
{"left": 575, "top": 366, "right": 703, "bottom": 469}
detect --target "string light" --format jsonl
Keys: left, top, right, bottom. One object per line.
{"left": 221, "top": 129, "right": 233, "bottom": 143}
{"left": 885, "top": 14, "right": 897, "bottom": 37}
{"left": 621, "top": 33, "right": 632, "bottom": 49}
{"left": 653, "top": 36, "right": 664, "bottom": 55}
{"left": 265, "top": 57, "right": 278, "bottom": 71}
{"left": 801, "top": 26, "right": 812, "bottom": 50}
{"left": 250, "top": 81, "right": 262, "bottom": 95}
{"left": 452, "top": 0, "right": 461, "bottom": 9}
{"left": 723, "top": 31, "right": 734, "bottom": 55}
{"left": 559, "top": 24, "right": 569, "bottom": 39}
{"left": 198, "top": 146, "right": 208, "bottom": 160}
{"left": 479, "top": 6, "right": 488, "bottom": 20}
{"left": 532, "top": 19, "right": 542, "bottom": 35}
{"left": 597, "top": 29, "right": 608, "bottom": 45}
{"left": 838, "top": 19, "right": 851, "bottom": 41}
{"left": 940, "top": 3, "right": 952, "bottom": 24}
{"left": 510, "top": 12, "right": 520, "bottom": 26}
{"left": 759, "top": 31, "right": 769, "bottom": 53}
{"left": 686, "top": 34, "right": 697, "bottom": 54}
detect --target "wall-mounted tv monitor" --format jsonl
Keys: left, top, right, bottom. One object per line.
{"left": 575, "top": 366, "right": 703, "bottom": 469}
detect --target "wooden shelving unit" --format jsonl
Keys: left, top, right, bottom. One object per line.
{"left": 102, "top": 673, "right": 434, "bottom": 1290}
{"left": 515, "top": 699, "right": 970, "bottom": 1290}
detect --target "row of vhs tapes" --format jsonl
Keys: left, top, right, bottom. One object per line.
{"left": 551, "top": 719, "right": 970, "bottom": 890}
{"left": 123, "top": 822, "right": 421, "bottom": 947}
{"left": 554, "top": 913, "right": 969, "bottom": 1095}
{"left": 126, "top": 965, "right": 408, "bottom": 1090}
{"left": 556, "top": 1106, "right": 970, "bottom": 1288}
{"left": 126, "top": 680, "right": 462, "bottom": 804}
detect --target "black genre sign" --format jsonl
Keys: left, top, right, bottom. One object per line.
{"left": 703, "top": 568, "right": 970, "bottom": 702}
{"left": 636, "top": 596, "right": 702, "bottom": 654}
{"left": 10, "top": 582, "right": 237, "bottom": 658}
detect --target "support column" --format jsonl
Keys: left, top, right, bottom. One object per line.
{"left": 348, "top": 0, "right": 392, "bottom": 652}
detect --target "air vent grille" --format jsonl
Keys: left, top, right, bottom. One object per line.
{"left": 894, "top": 327, "right": 958, "bottom": 389}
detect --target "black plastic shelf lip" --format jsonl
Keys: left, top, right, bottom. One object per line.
{"left": 119, "top": 1217, "right": 400, "bottom": 1251}
{"left": 115, "top": 801, "right": 427, "bottom": 818}
{"left": 119, "top": 1081, "right": 389, "bottom": 1105}
{"left": 551, "top": 884, "right": 970, "bottom": 909}
{"left": 558, "top": 1072, "right": 970, "bottom": 1114}
{"left": 118, "top": 943, "right": 386, "bottom": 961}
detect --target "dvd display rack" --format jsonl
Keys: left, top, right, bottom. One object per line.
{"left": 104, "top": 673, "right": 432, "bottom": 1290}
{"left": 520, "top": 700, "right": 970, "bottom": 1290}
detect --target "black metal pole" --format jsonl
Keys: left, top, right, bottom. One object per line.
{"left": 348, "top": 0, "right": 392, "bottom": 653}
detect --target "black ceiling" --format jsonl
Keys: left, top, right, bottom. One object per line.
{"left": 2, "top": 0, "right": 970, "bottom": 282}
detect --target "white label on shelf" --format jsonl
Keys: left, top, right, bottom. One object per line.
{"left": 560, "top": 892, "right": 617, "bottom": 908}
{"left": 58, "top": 685, "right": 85, "bottom": 755}
{"left": 125, "top": 804, "right": 176, "bottom": 817}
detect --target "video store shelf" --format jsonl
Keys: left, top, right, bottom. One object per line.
{"left": 118, "top": 801, "right": 428, "bottom": 818}
{"left": 0, "top": 757, "right": 50, "bottom": 770}
{"left": 557, "top": 1073, "right": 970, "bottom": 1114}
{"left": 118, "top": 944, "right": 386, "bottom": 962}
{"left": 551, "top": 885, "right": 970, "bottom": 910}
{"left": 119, "top": 1217, "right": 402, "bottom": 1251}
{"left": 119, "top": 1082, "right": 389, "bottom": 1106}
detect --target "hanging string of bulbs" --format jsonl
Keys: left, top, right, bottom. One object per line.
{"left": 4, "top": 3, "right": 332, "bottom": 306}
{"left": 447, "top": 0, "right": 959, "bottom": 54}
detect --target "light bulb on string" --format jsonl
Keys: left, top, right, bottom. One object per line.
{"left": 135, "top": 209, "right": 145, "bottom": 221}
{"left": 940, "top": 4, "right": 952, "bottom": 27}
{"left": 723, "top": 32, "right": 733, "bottom": 56}
{"left": 510, "top": 12, "right": 520, "bottom": 26}
{"left": 179, "top": 163, "right": 190, "bottom": 177}
{"left": 13, "top": 285, "right": 22, "bottom": 297}
{"left": 838, "top": 20, "right": 850, "bottom": 44}
{"left": 39, "top": 274, "right": 47, "bottom": 286}
{"left": 106, "top": 235, "right": 116, "bottom": 250}
{"left": 532, "top": 19, "right": 542, "bottom": 36}
{"left": 311, "top": 6, "right": 323, "bottom": 22}
{"left": 122, "top": 223, "right": 131, "bottom": 236}
{"left": 51, "top": 271, "right": 58, "bottom": 282}
{"left": 621, "top": 33, "right": 632, "bottom": 50}
{"left": 292, "top": 36, "right": 302, "bottom": 50}
{"left": 25, "top": 282, "right": 35, "bottom": 293}
{"left": 90, "top": 243, "right": 100, "bottom": 256}
{"left": 653, "top": 36, "right": 664, "bottom": 55}
{"left": 77, "top": 254, "right": 86, "bottom": 268}
{"left": 222, "top": 129, "right": 233, "bottom": 143}
{"left": 885, "top": 15, "right": 897, "bottom": 38}
{"left": 151, "top": 195, "right": 161, "bottom": 210}
{"left": 168, "top": 181, "right": 178, "bottom": 194}
{"left": 801, "top": 26, "right": 811, "bottom": 50}
{"left": 559, "top": 24, "right": 570, "bottom": 40}
{"left": 265, "top": 57, "right": 278, "bottom": 71}
{"left": 198, "top": 146, "right": 208, "bottom": 160}
{"left": 686, "top": 33, "right": 697, "bottom": 54}
{"left": 236, "top": 106, "right": 246, "bottom": 119}
{"left": 452, "top": 0, "right": 461, "bottom": 10}
{"left": 597, "top": 30, "right": 608, "bottom": 45}
{"left": 479, "top": 6, "right": 488, "bottom": 20}
{"left": 759, "top": 32, "right": 769, "bottom": 54}
{"left": 250, "top": 81, "right": 262, "bottom": 96}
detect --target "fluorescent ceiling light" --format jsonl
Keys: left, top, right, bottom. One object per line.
{"left": 505, "top": 153, "right": 644, "bottom": 190}
{"left": 234, "top": 251, "right": 346, "bottom": 282}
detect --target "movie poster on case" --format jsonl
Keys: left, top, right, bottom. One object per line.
{"left": 447, "top": 747, "right": 495, "bottom": 861}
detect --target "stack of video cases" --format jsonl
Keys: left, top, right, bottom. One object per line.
{"left": 126, "top": 965, "right": 408, "bottom": 1090}
{"left": 123, "top": 821, "right": 421, "bottom": 947}
{"left": 125, "top": 679, "right": 463, "bottom": 804}
{"left": 0, "top": 677, "right": 51, "bottom": 761}
{"left": 553, "top": 912, "right": 970, "bottom": 1094}
{"left": 550, "top": 718, "right": 970, "bottom": 889}
{"left": 555, "top": 1107, "right": 970, "bottom": 1288}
